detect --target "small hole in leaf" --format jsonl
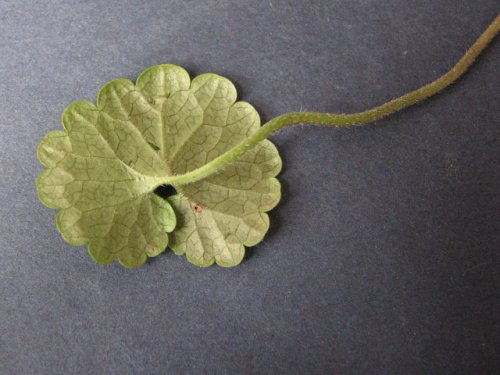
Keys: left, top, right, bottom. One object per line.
{"left": 154, "top": 184, "right": 177, "bottom": 199}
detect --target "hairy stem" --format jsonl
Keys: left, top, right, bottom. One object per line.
{"left": 156, "top": 15, "right": 499, "bottom": 188}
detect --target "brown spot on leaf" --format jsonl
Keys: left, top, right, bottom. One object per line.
{"left": 191, "top": 202, "right": 203, "bottom": 214}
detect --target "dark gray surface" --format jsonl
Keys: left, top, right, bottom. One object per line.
{"left": 1, "top": 1, "right": 498, "bottom": 374}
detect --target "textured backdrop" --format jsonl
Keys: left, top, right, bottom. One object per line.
{"left": 1, "top": 1, "right": 498, "bottom": 374}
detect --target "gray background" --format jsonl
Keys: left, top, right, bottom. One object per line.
{"left": 1, "top": 1, "right": 498, "bottom": 374}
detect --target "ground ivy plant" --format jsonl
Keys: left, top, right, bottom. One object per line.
{"left": 36, "top": 17, "right": 499, "bottom": 268}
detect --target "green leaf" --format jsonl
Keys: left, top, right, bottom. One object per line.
{"left": 37, "top": 64, "right": 281, "bottom": 268}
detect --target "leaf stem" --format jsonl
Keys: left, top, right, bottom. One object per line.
{"left": 157, "top": 15, "right": 499, "bottom": 188}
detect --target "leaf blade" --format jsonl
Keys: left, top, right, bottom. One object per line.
{"left": 37, "top": 64, "right": 282, "bottom": 268}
